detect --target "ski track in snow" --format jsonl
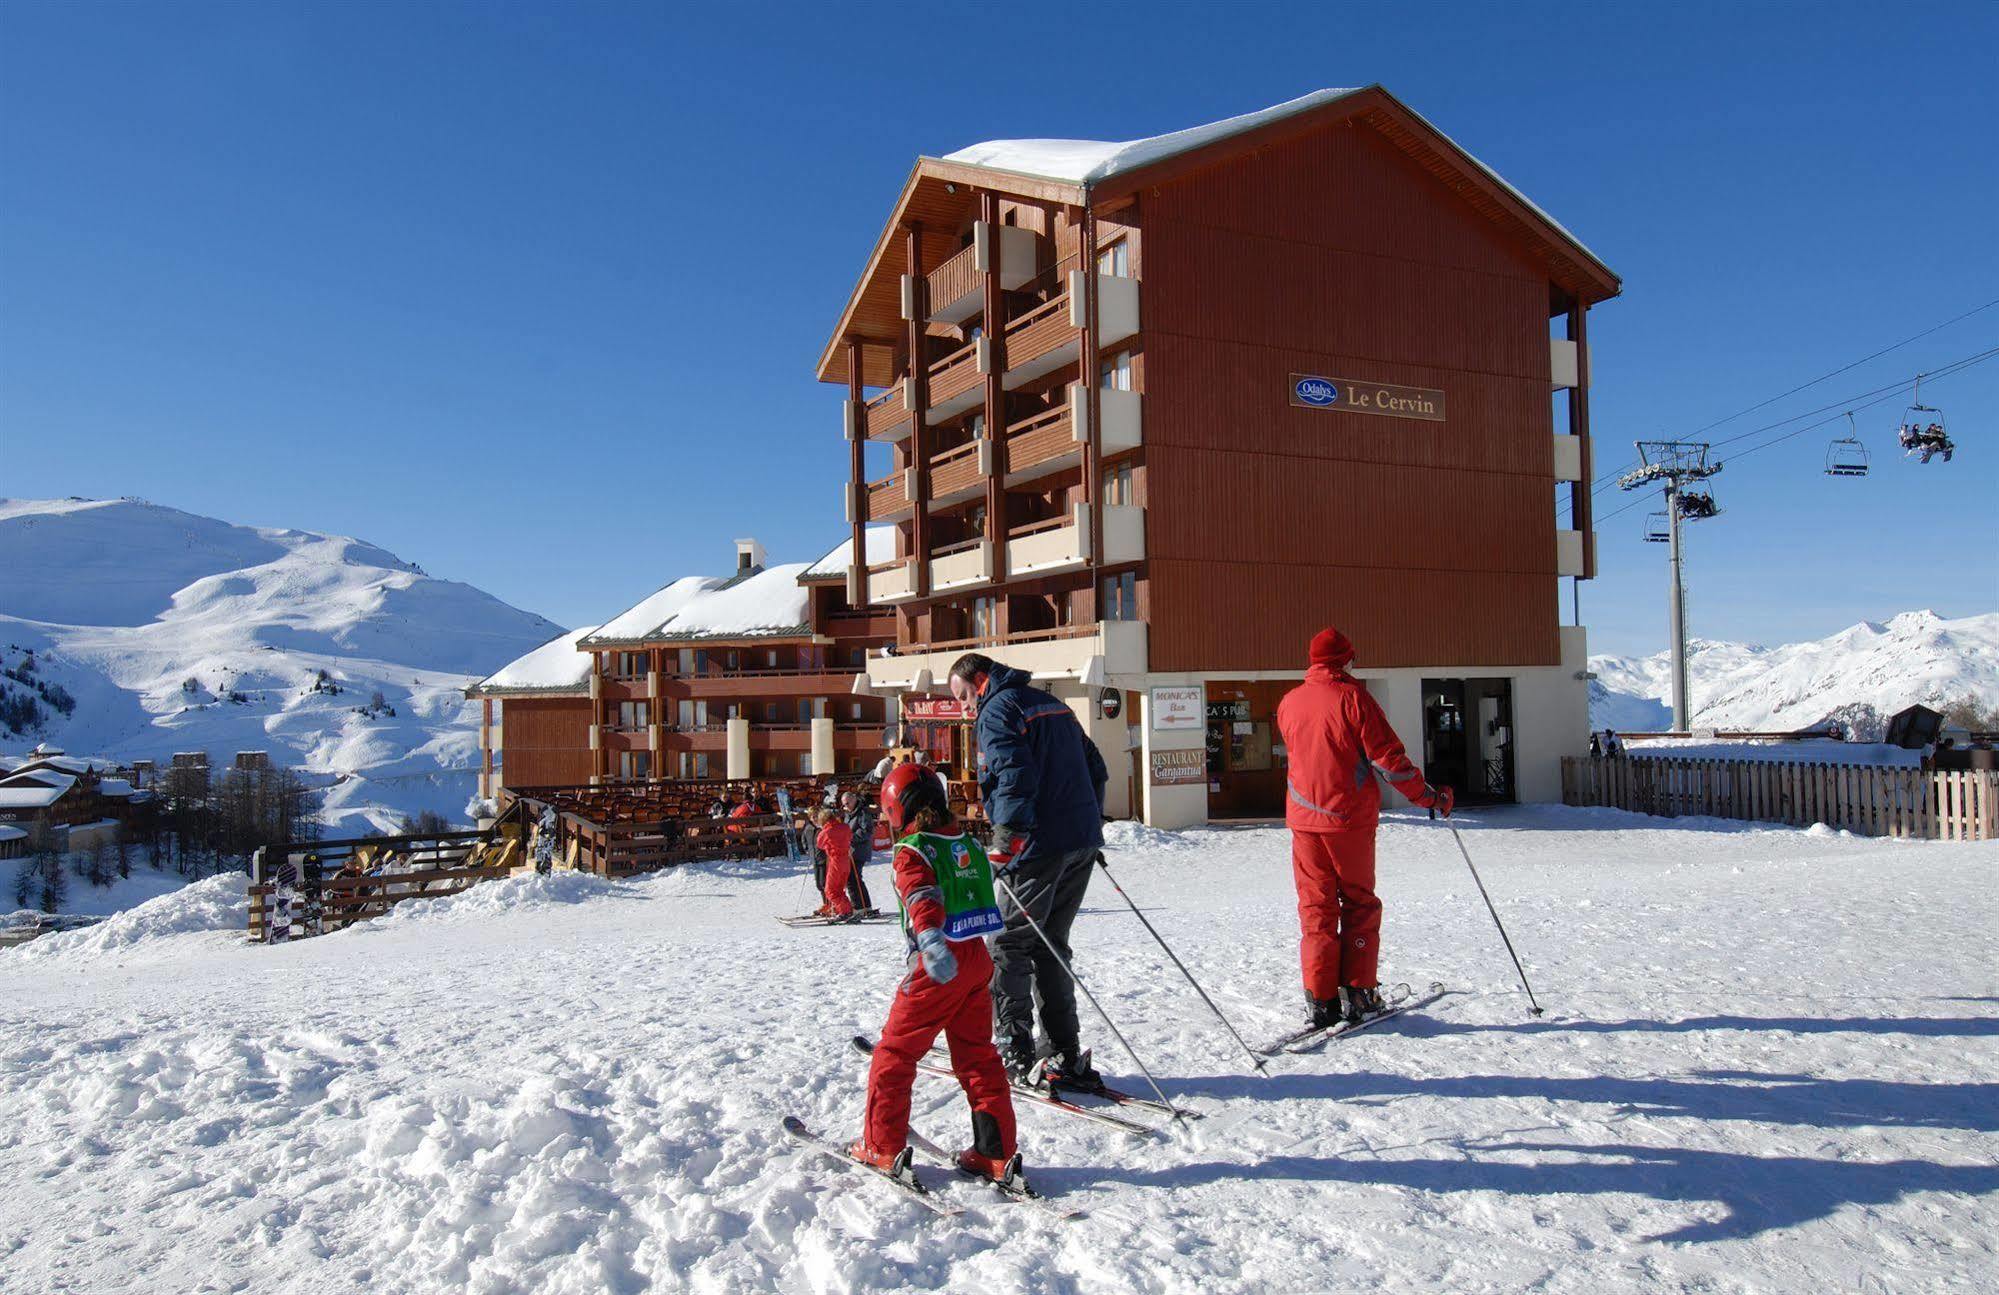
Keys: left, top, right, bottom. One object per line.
{"left": 1, "top": 808, "right": 1993, "bottom": 1293}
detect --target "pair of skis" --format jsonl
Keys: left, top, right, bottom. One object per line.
{"left": 776, "top": 910, "right": 892, "bottom": 929}
{"left": 877, "top": 1035, "right": 1198, "bottom": 1138}
{"left": 782, "top": 1116, "right": 1081, "bottom": 1220}
{"left": 1251, "top": 981, "right": 1450, "bottom": 1055}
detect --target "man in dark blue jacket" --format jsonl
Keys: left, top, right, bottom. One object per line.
{"left": 949, "top": 653, "right": 1109, "bottom": 1086}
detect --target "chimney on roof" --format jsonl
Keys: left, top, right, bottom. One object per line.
{"left": 735, "top": 538, "right": 766, "bottom": 575}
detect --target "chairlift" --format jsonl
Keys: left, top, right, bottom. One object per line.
{"left": 1643, "top": 511, "right": 1670, "bottom": 542}
{"left": 1675, "top": 491, "right": 1721, "bottom": 521}
{"left": 1895, "top": 373, "right": 1956, "bottom": 464}
{"left": 1825, "top": 412, "right": 1870, "bottom": 477}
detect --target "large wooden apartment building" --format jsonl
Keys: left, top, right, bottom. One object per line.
{"left": 820, "top": 86, "right": 1620, "bottom": 827}
{"left": 470, "top": 537, "right": 894, "bottom": 796}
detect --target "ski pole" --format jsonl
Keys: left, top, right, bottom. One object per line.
{"left": 1433, "top": 811, "right": 1543, "bottom": 1016}
{"left": 1093, "top": 852, "right": 1269, "bottom": 1076}
{"left": 991, "top": 873, "right": 1187, "bottom": 1123}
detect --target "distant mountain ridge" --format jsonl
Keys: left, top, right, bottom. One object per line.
{"left": 1589, "top": 609, "right": 1999, "bottom": 736}
{"left": 0, "top": 497, "right": 562, "bottom": 830}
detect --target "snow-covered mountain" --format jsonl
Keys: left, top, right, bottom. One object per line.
{"left": 0, "top": 498, "right": 561, "bottom": 831}
{"left": 1589, "top": 609, "right": 1999, "bottom": 736}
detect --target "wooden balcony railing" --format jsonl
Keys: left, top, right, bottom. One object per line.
{"left": 1008, "top": 513, "right": 1074, "bottom": 539}
{"left": 866, "top": 470, "right": 906, "bottom": 521}
{"left": 866, "top": 382, "right": 911, "bottom": 440}
{"left": 1005, "top": 292, "right": 1073, "bottom": 371}
{"left": 927, "top": 242, "right": 981, "bottom": 317}
{"left": 929, "top": 438, "right": 982, "bottom": 499}
{"left": 1006, "top": 405, "right": 1074, "bottom": 477}
{"left": 927, "top": 339, "right": 982, "bottom": 410}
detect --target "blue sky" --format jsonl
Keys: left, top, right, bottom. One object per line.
{"left": 2, "top": 0, "right": 1993, "bottom": 657}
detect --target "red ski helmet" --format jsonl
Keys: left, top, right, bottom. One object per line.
{"left": 879, "top": 762, "right": 946, "bottom": 834}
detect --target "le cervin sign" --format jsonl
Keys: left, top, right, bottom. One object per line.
{"left": 1290, "top": 373, "right": 1446, "bottom": 423}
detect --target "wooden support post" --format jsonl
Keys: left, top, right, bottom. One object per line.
{"left": 980, "top": 191, "right": 1009, "bottom": 588}
{"left": 1567, "top": 300, "right": 1595, "bottom": 581}
{"left": 904, "top": 223, "right": 933, "bottom": 599}
{"left": 1079, "top": 204, "right": 1104, "bottom": 616}
{"left": 847, "top": 338, "right": 868, "bottom": 603}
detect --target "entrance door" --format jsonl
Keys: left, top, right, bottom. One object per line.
{"left": 1204, "top": 680, "right": 1286, "bottom": 818}
{"left": 1420, "top": 678, "right": 1516, "bottom": 805}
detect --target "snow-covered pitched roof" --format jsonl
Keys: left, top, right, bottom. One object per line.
{"left": 0, "top": 769, "right": 75, "bottom": 793}
{"left": 583, "top": 577, "right": 729, "bottom": 646}
{"left": 942, "top": 87, "right": 1604, "bottom": 267}
{"left": 646, "top": 563, "right": 814, "bottom": 641}
{"left": 802, "top": 527, "right": 897, "bottom": 581}
{"left": 0, "top": 774, "right": 73, "bottom": 809}
{"left": 943, "top": 88, "right": 1361, "bottom": 186}
{"left": 0, "top": 824, "right": 25, "bottom": 843}
{"left": 471, "top": 625, "right": 601, "bottom": 696}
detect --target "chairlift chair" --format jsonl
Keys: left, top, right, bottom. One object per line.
{"left": 1643, "top": 512, "right": 1670, "bottom": 542}
{"left": 1675, "top": 491, "right": 1721, "bottom": 521}
{"left": 1825, "top": 412, "right": 1870, "bottom": 477}
{"left": 1895, "top": 375, "right": 1956, "bottom": 464}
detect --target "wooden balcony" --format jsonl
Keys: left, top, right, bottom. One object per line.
{"left": 1003, "top": 272, "right": 1141, "bottom": 389}
{"left": 679, "top": 669, "right": 864, "bottom": 699}
{"left": 1003, "top": 503, "right": 1146, "bottom": 577}
{"left": 865, "top": 470, "right": 910, "bottom": 522}
{"left": 929, "top": 538, "right": 992, "bottom": 592}
{"left": 865, "top": 620, "right": 1149, "bottom": 692}
{"left": 926, "top": 223, "right": 1044, "bottom": 326}
{"left": 864, "top": 381, "right": 912, "bottom": 442}
{"left": 926, "top": 338, "right": 984, "bottom": 419}
{"left": 867, "top": 559, "right": 917, "bottom": 604}
{"left": 1004, "top": 404, "right": 1078, "bottom": 485}
{"left": 928, "top": 438, "right": 983, "bottom": 504}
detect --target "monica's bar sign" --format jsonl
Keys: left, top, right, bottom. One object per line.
{"left": 1289, "top": 373, "right": 1446, "bottom": 422}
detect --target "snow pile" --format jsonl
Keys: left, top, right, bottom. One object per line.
{"left": 0, "top": 497, "right": 563, "bottom": 832}
{"left": 1, "top": 807, "right": 1991, "bottom": 1292}
{"left": 1590, "top": 609, "right": 1999, "bottom": 735}
{"left": 5, "top": 871, "right": 246, "bottom": 965}
{"left": 364, "top": 869, "right": 631, "bottom": 931}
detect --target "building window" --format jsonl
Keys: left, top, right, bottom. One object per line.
{"left": 1102, "top": 571, "right": 1138, "bottom": 622}
{"left": 969, "top": 413, "right": 985, "bottom": 439}
{"left": 849, "top": 701, "right": 865, "bottom": 720}
{"left": 972, "top": 596, "right": 996, "bottom": 640}
{"left": 766, "top": 648, "right": 780, "bottom": 669}
{"left": 1097, "top": 239, "right": 1128, "bottom": 278}
{"left": 1100, "top": 351, "right": 1132, "bottom": 392}
{"left": 679, "top": 699, "right": 707, "bottom": 729}
{"left": 619, "top": 751, "right": 651, "bottom": 780}
{"left": 679, "top": 648, "right": 708, "bottom": 676}
{"left": 1102, "top": 461, "right": 1134, "bottom": 510}
{"left": 618, "top": 701, "right": 649, "bottom": 729}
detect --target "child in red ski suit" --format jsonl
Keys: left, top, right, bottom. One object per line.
{"left": 814, "top": 809, "right": 855, "bottom": 920}
{"left": 849, "top": 764, "right": 1022, "bottom": 1186}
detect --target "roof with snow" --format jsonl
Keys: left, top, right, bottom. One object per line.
{"left": 818, "top": 84, "right": 1620, "bottom": 384}
{"left": 0, "top": 771, "right": 74, "bottom": 809}
{"left": 802, "top": 527, "right": 897, "bottom": 582}
{"left": 469, "top": 625, "right": 601, "bottom": 697}
{"left": 629, "top": 563, "right": 815, "bottom": 642}
{"left": 582, "top": 576, "right": 728, "bottom": 645}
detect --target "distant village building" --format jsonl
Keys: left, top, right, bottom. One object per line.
{"left": 0, "top": 745, "right": 149, "bottom": 852}
{"left": 468, "top": 535, "right": 895, "bottom": 794}
{"left": 815, "top": 86, "right": 1619, "bottom": 826}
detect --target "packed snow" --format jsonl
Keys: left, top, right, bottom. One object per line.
{"left": 2, "top": 807, "right": 1992, "bottom": 1293}
{"left": 1590, "top": 609, "right": 1999, "bottom": 735}
{"left": 475, "top": 624, "right": 600, "bottom": 695}
{"left": 0, "top": 498, "right": 564, "bottom": 833}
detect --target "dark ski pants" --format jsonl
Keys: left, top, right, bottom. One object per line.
{"left": 864, "top": 938, "right": 1016, "bottom": 1158}
{"left": 1292, "top": 825, "right": 1382, "bottom": 998}
{"left": 990, "top": 845, "right": 1096, "bottom": 1059}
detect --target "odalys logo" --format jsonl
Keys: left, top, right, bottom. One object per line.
{"left": 1293, "top": 376, "right": 1340, "bottom": 407}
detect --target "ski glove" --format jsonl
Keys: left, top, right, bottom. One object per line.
{"left": 915, "top": 927, "right": 958, "bottom": 985}
{"left": 988, "top": 823, "right": 1032, "bottom": 876}
{"left": 1418, "top": 784, "right": 1456, "bottom": 818}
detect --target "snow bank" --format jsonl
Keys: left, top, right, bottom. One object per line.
{"left": 5, "top": 871, "right": 246, "bottom": 964}
{"left": 361, "top": 869, "right": 632, "bottom": 932}
{"left": 1623, "top": 738, "right": 1928, "bottom": 766}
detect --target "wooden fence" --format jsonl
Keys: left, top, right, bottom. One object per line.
{"left": 249, "top": 829, "right": 521, "bottom": 942}
{"left": 1561, "top": 754, "right": 1998, "bottom": 841}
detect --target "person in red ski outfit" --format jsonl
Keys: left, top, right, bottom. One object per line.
{"left": 849, "top": 765, "right": 1024, "bottom": 1188}
{"left": 813, "top": 807, "right": 855, "bottom": 920}
{"left": 1276, "top": 627, "right": 1455, "bottom": 1028}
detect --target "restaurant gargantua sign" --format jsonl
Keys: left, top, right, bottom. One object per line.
{"left": 1290, "top": 373, "right": 1446, "bottom": 422}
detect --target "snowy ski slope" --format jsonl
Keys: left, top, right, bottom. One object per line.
{"left": 1, "top": 808, "right": 1992, "bottom": 1293}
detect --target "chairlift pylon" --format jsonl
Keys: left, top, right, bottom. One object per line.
{"left": 1825, "top": 412, "right": 1870, "bottom": 477}
{"left": 1895, "top": 373, "right": 1956, "bottom": 464}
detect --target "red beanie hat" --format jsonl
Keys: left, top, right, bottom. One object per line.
{"left": 1309, "top": 627, "right": 1354, "bottom": 669}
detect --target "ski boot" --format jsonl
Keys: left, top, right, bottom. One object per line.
{"left": 957, "top": 1112, "right": 1031, "bottom": 1191}
{"left": 1308, "top": 995, "right": 1344, "bottom": 1030}
{"left": 1002, "top": 1038, "right": 1040, "bottom": 1086}
{"left": 1340, "top": 984, "right": 1386, "bottom": 1025}
{"left": 846, "top": 1138, "right": 914, "bottom": 1178}
{"left": 1037, "top": 1048, "right": 1105, "bottom": 1094}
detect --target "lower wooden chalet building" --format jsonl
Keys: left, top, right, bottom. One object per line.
{"left": 469, "top": 536, "right": 894, "bottom": 797}
{"left": 820, "top": 85, "right": 1621, "bottom": 827}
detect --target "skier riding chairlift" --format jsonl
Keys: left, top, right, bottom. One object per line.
{"left": 1676, "top": 491, "right": 1720, "bottom": 521}
{"left": 1895, "top": 376, "right": 1956, "bottom": 464}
